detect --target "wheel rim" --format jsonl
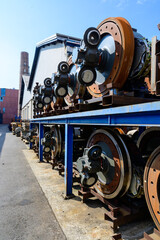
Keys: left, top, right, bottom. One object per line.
{"left": 87, "top": 129, "right": 132, "bottom": 199}
{"left": 87, "top": 17, "right": 134, "bottom": 97}
{"left": 144, "top": 146, "right": 160, "bottom": 231}
{"left": 137, "top": 127, "right": 160, "bottom": 159}
{"left": 52, "top": 126, "right": 62, "bottom": 158}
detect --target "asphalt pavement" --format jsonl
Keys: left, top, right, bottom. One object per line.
{"left": 0, "top": 124, "right": 66, "bottom": 240}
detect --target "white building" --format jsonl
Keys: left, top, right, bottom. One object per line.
{"left": 19, "top": 33, "right": 81, "bottom": 120}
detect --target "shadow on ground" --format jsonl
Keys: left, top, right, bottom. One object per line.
{"left": 0, "top": 124, "right": 9, "bottom": 156}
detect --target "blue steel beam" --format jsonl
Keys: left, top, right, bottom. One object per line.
{"left": 65, "top": 124, "right": 73, "bottom": 196}
{"left": 39, "top": 123, "right": 44, "bottom": 162}
{"left": 31, "top": 101, "right": 160, "bottom": 126}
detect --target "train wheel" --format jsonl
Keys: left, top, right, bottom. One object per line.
{"left": 50, "top": 98, "right": 64, "bottom": 109}
{"left": 137, "top": 127, "right": 160, "bottom": 160}
{"left": 64, "top": 63, "right": 88, "bottom": 106}
{"left": 51, "top": 125, "right": 62, "bottom": 159}
{"left": 144, "top": 146, "right": 160, "bottom": 231}
{"left": 87, "top": 17, "right": 134, "bottom": 97}
{"left": 86, "top": 129, "right": 132, "bottom": 199}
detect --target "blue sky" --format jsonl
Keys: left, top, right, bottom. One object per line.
{"left": 0, "top": 0, "right": 159, "bottom": 89}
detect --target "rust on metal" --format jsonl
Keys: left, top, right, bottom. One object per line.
{"left": 156, "top": 43, "right": 160, "bottom": 96}
{"left": 102, "top": 95, "right": 158, "bottom": 107}
{"left": 112, "top": 234, "right": 122, "bottom": 240}
{"left": 142, "top": 228, "right": 160, "bottom": 240}
{"left": 78, "top": 186, "right": 148, "bottom": 232}
{"left": 144, "top": 146, "right": 160, "bottom": 231}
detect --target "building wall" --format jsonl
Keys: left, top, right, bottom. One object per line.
{"left": 22, "top": 99, "right": 33, "bottom": 121}
{"left": 30, "top": 43, "right": 67, "bottom": 93}
{"left": 22, "top": 82, "right": 32, "bottom": 110}
{"left": 0, "top": 88, "right": 19, "bottom": 124}
{"left": 21, "top": 42, "right": 67, "bottom": 121}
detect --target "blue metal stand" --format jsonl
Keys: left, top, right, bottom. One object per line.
{"left": 29, "top": 123, "right": 33, "bottom": 149}
{"left": 30, "top": 101, "right": 160, "bottom": 197}
{"left": 65, "top": 124, "right": 73, "bottom": 196}
{"left": 39, "top": 123, "right": 43, "bottom": 162}
{"left": 138, "top": 126, "right": 146, "bottom": 136}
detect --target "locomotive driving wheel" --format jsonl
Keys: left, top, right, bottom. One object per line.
{"left": 86, "top": 129, "right": 132, "bottom": 199}
{"left": 87, "top": 17, "right": 135, "bottom": 97}
{"left": 51, "top": 125, "right": 62, "bottom": 159}
{"left": 144, "top": 146, "right": 160, "bottom": 231}
{"left": 50, "top": 97, "right": 64, "bottom": 109}
{"left": 64, "top": 63, "right": 87, "bottom": 106}
{"left": 137, "top": 127, "right": 160, "bottom": 159}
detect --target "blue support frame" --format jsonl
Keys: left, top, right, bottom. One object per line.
{"left": 138, "top": 126, "right": 146, "bottom": 136}
{"left": 30, "top": 101, "right": 160, "bottom": 197}
{"left": 65, "top": 124, "right": 73, "bottom": 196}
{"left": 30, "top": 101, "right": 160, "bottom": 126}
{"left": 39, "top": 123, "right": 44, "bottom": 162}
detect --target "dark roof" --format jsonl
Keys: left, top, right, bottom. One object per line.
{"left": 27, "top": 33, "right": 81, "bottom": 91}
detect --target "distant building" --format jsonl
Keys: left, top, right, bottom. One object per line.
{"left": 0, "top": 88, "right": 19, "bottom": 124}
{"left": 19, "top": 33, "right": 81, "bottom": 121}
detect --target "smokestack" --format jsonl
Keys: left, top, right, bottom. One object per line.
{"left": 18, "top": 51, "right": 29, "bottom": 116}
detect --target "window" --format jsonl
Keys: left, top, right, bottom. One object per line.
{"left": 1, "top": 88, "right": 5, "bottom": 96}
{"left": 24, "top": 69, "right": 26, "bottom": 73}
{"left": 3, "top": 107, "right": 5, "bottom": 113}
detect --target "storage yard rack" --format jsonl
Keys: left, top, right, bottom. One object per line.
{"left": 30, "top": 100, "right": 160, "bottom": 197}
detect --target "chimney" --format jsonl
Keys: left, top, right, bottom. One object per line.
{"left": 18, "top": 52, "right": 29, "bottom": 116}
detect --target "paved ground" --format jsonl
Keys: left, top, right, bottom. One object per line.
{"left": 0, "top": 124, "right": 66, "bottom": 240}
{"left": 22, "top": 135, "right": 155, "bottom": 240}
{"left": 0, "top": 124, "right": 155, "bottom": 240}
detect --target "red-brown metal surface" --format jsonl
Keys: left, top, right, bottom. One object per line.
{"left": 79, "top": 186, "right": 148, "bottom": 233}
{"left": 51, "top": 125, "right": 62, "bottom": 159}
{"left": 50, "top": 98, "right": 64, "bottom": 110}
{"left": 142, "top": 228, "right": 160, "bottom": 240}
{"left": 87, "top": 17, "right": 135, "bottom": 97}
{"left": 144, "top": 146, "right": 160, "bottom": 231}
